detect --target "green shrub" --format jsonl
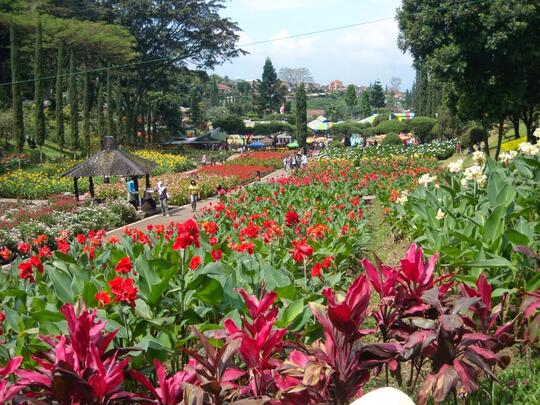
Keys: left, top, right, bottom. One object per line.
{"left": 374, "top": 120, "right": 406, "bottom": 135}
{"left": 462, "top": 127, "right": 487, "bottom": 147}
{"left": 406, "top": 116, "right": 437, "bottom": 143}
{"left": 381, "top": 132, "right": 402, "bottom": 146}
{"left": 329, "top": 140, "right": 344, "bottom": 148}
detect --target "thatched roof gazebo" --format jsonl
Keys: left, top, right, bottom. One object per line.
{"left": 62, "top": 136, "right": 156, "bottom": 200}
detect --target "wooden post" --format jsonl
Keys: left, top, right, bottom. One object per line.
{"left": 74, "top": 177, "right": 79, "bottom": 201}
{"left": 145, "top": 174, "right": 150, "bottom": 188}
{"left": 89, "top": 176, "right": 95, "bottom": 198}
{"left": 133, "top": 176, "right": 139, "bottom": 192}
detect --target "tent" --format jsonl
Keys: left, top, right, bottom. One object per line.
{"left": 287, "top": 141, "right": 299, "bottom": 149}
{"left": 359, "top": 114, "right": 379, "bottom": 125}
{"left": 249, "top": 142, "right": 265, "bottom": 149}
{"left": 308, "top": 116, "right": 332, "bottom": 132}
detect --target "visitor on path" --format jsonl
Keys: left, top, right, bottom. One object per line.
{"left": 301, "top": 154, "right": 308, "bottom": 168}
{"left": 216, "top": 184, "right": 226, "bottom": 197}
{"left": 256, "top": 171, "right": 262, "bottom": 182}
{"left": 283, "top": 156, "right": 289, "bottom": 171}
{"left": 201, "top": 154, "right": 208, "bottom": 166}
{"left": 188, "top": 179, "right": 201, "bottom": 212}
{"left": 142, "top": 187, "right": 157, "bottom": 211}
{"left": 155, "top": 181, "right": 170, "bottom": 216}
{"left": 125, "top": 177, "right": 139, "bottom": 210}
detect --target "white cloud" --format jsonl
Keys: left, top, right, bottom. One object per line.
{"left": 269, "top": 29, "right": 318, "bottom": 57}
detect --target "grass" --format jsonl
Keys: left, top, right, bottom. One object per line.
{"left": 3, "top": 138, "right": 83, "bottom": 162}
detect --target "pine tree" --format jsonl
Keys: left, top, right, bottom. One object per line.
{"left": 295, "top": 83, "right": 307, "bottom": 151}
{"left": 10, "top": 24, "right": 24, "bottom": 152}
{"left": 96, "top": 78, "right": 104, "bottom": 138}
{"left": 68, "top": 49, "right": 79, "bottom": 149}
{"left": 344, "top": 85, "right": 357, "bottom": 119}
{"left": 369, "top": 80, "right": 386, "bottom": 111}
{"left": 359, "top": 90, "right": 371, "bottom": 118}
{"left": 257, "top": 58, "right": 280, "bottom": 114}
{"left": 34, "top": 16, "right": 46, "bottom": 150}
{"left": 82, "top": 69, "right": 91, "bottom": 154}
{"left": 55, "top": 43, "right": 65, "bottom": 151}
{"left": 209, "top": 76, "right": 219, "bottom": 107}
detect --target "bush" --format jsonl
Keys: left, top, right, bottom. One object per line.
{"left": 329, "top": 140, "right": 344, "bottom": 148}
{"left": 501, "top": 136, "right": 527, "bottom": 151}
{"left": 374, "top": 120, "right": 406, "bottom": 135}
{"left": 406, "top": 116, "right": 437, "bottom": 143}
{"left": 461, "top": 127, "right": 487, "bottom": 148}
{"left": 381, "top": 132, "right": 402, "bottom": 146}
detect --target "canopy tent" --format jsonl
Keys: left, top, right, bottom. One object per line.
{"left": 306, "top": 137, "right": 315, "bottom": 144}
{"left": 358, "top": 114, "right": 379, "bottom": 125}
{"left": 62, "top": 136, "right": 156, "bottom": 200}
{"left": 314, "top": 136, "right": 329, "bottom": 142}
{"left": 308, "top": 116, "right": 332, "bottom": 132}
{"left": 392, "top": 112, "right": 415, "bottom": 121}
{"left": 287, "top": 141, "right": 299, "bottom": 149}
{"left": 248, "top": 141, "right": 265, "bottom": 149}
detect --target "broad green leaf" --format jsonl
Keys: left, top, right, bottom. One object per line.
{"left": 277, "top": 299, "right": 304, "bottom": 327}
{"left": 195, "top": 278, "right": 223, "bottom": 305}
{"left": 47, "top": 266, "right": 74, "bottom": 304}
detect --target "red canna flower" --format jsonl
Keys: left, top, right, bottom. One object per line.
{"left": 322, "top": 256, "right": 334, "bottom": 268}
{"left": 17, "top": 242, "right": 31, "bottom": 254}
{"left": 56, "top": 239, "right": 70, "bottom": 255}
{"left": 202, "top": 220, "right": 218, "bottom": 235}
{"left": 0, "top": 247, "right": 11, "bottom": 261}
{"left": 291, "top": 238, "right": 314, "bottom": 263}
{"left": 211, "top": 248, "right": 223, "bottom": 262}
{"left": 18, "top": 261, "right": 34, "bottom": 281}
{"left": 173, "top": 219, "right": 200, "bottom": 250}
{"left": 38, "top": 246, "right": 52, "bottom": 258}
{"left": 82, "top": 244, "right": 95, "bottom": 261}
{"left": 107, "top": 236, "right": 120, "bottom": 245}
{"left": 236, "top": 241, "right": 255, "bottom": 255}
{"left": 115, "top": 257, "right": 133, "bottom": 274}
{"left": 285, "top": 210, "right": 300, "bottom": 227}
{"left": 189, "top": 255, "right": 202, "bottom": 270}
{"left": 311, "top": 262, "right": 323, "bottom": 278}
{"left": 239, "top": 221, "right": 260, "bottom": 239}
{"left": 95, "top": 291, "right": 112, "bottom": 306}
{"left": 33, "top": 234, "right": 48, "bottom": 246}
{"left": 30, "top": 255, "right": 44, "bottom": 273}
{"left": 76, "top": 234, "right": 87, "bottom": 244}
{"left": 108, "top": 276, "right": 138, "bottom": 307}
{"left": 209, "top": 236, "right": 218, "bottom": 246}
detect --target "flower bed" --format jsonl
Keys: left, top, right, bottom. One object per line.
{"left": 197, "top": 163, "right": 274, "bottom": 182}
{"left": 131, "top": 149, "right": 194, "bottom": 174}
{"left": 226, "top": 151, "right": 290, "bottom": 168}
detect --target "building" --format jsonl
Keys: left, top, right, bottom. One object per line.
{"left": 326, "top": 80, "right": 346, "bottom": 92}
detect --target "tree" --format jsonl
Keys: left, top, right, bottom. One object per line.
{"left": 359, "top": 90, "right": 371, "bottom": 118}
{"left": 344, "top": 85, "right": 357, "bottom": 119}
{"left": 34, "top": 15, "right": 46, "bottom": 151}
{"left": 55, "top": 43, "right": 65, "bottom": 151}
{"left": 209, "top": 76, "right": 219, "bottom": 107}
{"left": 256, "top": 58, "right": 281, "bottom": 114}
{"left": 278, "top": 67, "right": 313, "bottom": 91}
{"left": 106, "top": 67, "right": 113, "bottom": 137}
{"left": 189, "top": 87, "right": 204, "bottom": 129}
{"left": 398, "top": 0, "right": 540, "bottom": 153}
{"left": 212, "top": 114, "right": 245, "bottom": 134}
{"left": 96, "top": 78, "right": 104, "bottom": 138}
{"left": 68, "top": 49, "right": 79, "bottom": 149}
{"left": 369, "top": 80, "right": 385, "bottom": 111}
{"left": 295, "top": 83, "right": 307, "bottom": 151}
{"left": 82, "top": 69, "right": 90, "bottom": 153}
{"left": 10, "top": 24, "right": 24, "bottom": 152}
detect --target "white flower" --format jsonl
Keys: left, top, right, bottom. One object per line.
{"left": 418, "top": 173, "right": 436, "bottom": 186}
{"left": 534, "top": 128, "right": 540, "bottom": 139}
{"left": 448, "top": 159, "right": 464, "bottom": 173}
{"left": 462, "top": 165, "right": 487, "bottom": 187}
{"left": 435, "top": 208, "right": 446, "bottom": 220}
{"left": 476, "top": 174, "right": 487, "bottom": 187}
{"left": 472, "top": 151, "right": 486, "bottom": 165}
{"left": 396, "top": 190, "right": 409, "bottom": 205}
{"left": 518, "top": 142, "right": 540, "bottom": 156}
{"left": 499, "top": 151, "right": 517, "bottom": 164}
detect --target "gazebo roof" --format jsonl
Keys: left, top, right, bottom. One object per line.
{"left": 62, "top": 137, "right": 156, "bottom": 178}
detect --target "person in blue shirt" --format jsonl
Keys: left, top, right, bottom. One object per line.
{"left": 125, "top": 177, "right": 139, "bottom": 209}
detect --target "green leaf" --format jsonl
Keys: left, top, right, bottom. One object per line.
{"left": 195, "top": 278, "right": 223, "bottom": 305}
{"left": 260, "top": 264, "right": 291, "bottom": 290}
{"left": 47, "top": 266, "right": 74, "bottom": 304}
{"left": 277, "top": 299, "right": 304, "bottom": 327}
{"left": 134, "top": 299, "right": 153, "bottom": 320}
{"left": 505, "top": 229, "right": 529, "bottom": 246}
{"left": 482, "top": 205, "right": 506, "bottom": 246}
{"left": 526, "top": 273, "right": 540, "bottom": 292}
{"left": 468, "top": 257, "right": 514, "bottom": 268}
{"left": 3, "top": 306, "right": 22, "bottom": 333}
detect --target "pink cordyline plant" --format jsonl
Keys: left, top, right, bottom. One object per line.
{"left": 0, "top": 356, "right": 23, "bottom": 402}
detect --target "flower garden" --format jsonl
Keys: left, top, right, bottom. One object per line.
{"left": 1, "top": 142, "right": 540, "bottom": 404}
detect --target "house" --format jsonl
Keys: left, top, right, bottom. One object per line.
{"left": 307, "top": 109, "right": 326, "bottom": 118}
{"left": 217, "top": 83, "right": 232, "bottom": 93}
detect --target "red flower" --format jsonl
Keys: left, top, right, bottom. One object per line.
{"left": 30, "top": 255, "right": 44, "bottom": 273}
{"left": 108, "top": 236, "right": 120, "bottom": 245}
{"left": 76, "top": 234, "right": 87, "bottom": 244}
{"left": 108, "top": 276, "right": 137, "bottom": 306}
{"left": 209, "top": 237, "right": 219, "bottom": 246}
{"left": 0, "top": 247, "right": 11, "bottom": 261}
{"left": 82, "top": 244, "right": 95, "bottom": 261}
{"left": 95, "top": 291, "right": 112, "bottom": 306}
{"left": 189, "top": 255, "right": 202, "bottom": 271}
{"left": 38, "top": 246, "right": 52, "bottom": 258}
{"left": 211, "top": 248, "right": 223, "bottom": 262}
{"left": 17, "top": 242, "right": 31, "bottom": 255}
{"left": 33, "top": 234, "right": 48, "bottom": 246}
{"left": 285, "top": 210, "right": 300, "bottom": 227}
{"left": 236, "top": 242, "right": 255, "bottom": 255}
{"left": 322, "top": 256, "right": 334, "bottom": 268}
{"left": 311, "top": 262, "right": 323, "bottom": 278}
{"left": 56, "top": 239, "right": 70, "bottom": 255}
{"left": 291, "top": 238, "right": 314, "bottom": 263}
{"left": 202, "top": 221, "right": 218, "bottom": 236}
{"left": 115, "top": 257, "right": 133, "bottom": 274}
{"left": 173, "top": 219, "right": 200, "bottom": 250}
{"left": 17, "top": 255, "right": 42, "bottom": 282}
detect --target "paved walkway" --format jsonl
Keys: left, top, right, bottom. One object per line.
{"left": 107, "top": 168, "right": 288, "bottom": 238}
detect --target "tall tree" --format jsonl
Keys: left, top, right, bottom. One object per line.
{"left": 82, "top": 69, "right": 90, "bottom": 154}
{"left": 189, "top": 87, "right": 203, "bottom": 129}
{"left": 278, "top": 67, "right": 314, "bottom": 91}
{"left": 256, "top": 58, "right": 280, "bottom": 114}
{"left": 68, "top": 48, "right": 79, "bottom": 150}
{"left": 369, "top": 80, "right": 386, "bottom": 111}
{"left": 96, "top": 78, "right": 104, "bottom": 139}
{"left": 106, "top": 67, "right": 113, "bottom": 137}
{"left": 295, "top": 82, "right": 307, "bottom": 152}
{"left": 209, "top": 76, "right": 219, "bottom": 107}
{"left": 359, "top": 90, "right": 371, "bottom": 118}
{"left": 344, "top": 84, "right": 357, "bottom": 119}
{"left": 10, "top": 24, "right": 24, "bottom": 152}
{"left": 34, "top": 15, "right": 46, "bottom": 152}
{"left": 55, "top": 42, "right": 65, "bottom": 151}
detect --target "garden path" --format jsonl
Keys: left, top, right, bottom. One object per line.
{"left": 106, "top": 168, "right": 288, "bottom": 238}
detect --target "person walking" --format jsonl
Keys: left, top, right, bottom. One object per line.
{"left": 188, "top": 179, "right": 201, "bottom": 212}
{"left": 155, "top": 181, "right": 170, "bottom": 216}
{"left": 301, "top": 153, "right": 308, "bottom": 168}
{"left": 125, "top": 177, "right": 139, "bottom": 209}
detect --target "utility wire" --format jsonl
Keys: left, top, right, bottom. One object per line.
{"left": 0, "top": 0, "right": 496, "bottom": 87}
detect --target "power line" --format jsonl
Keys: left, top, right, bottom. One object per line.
{"left": 0, "top": 0, "right": 496, "bottom": 87}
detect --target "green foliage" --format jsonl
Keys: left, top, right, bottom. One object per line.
{"left": 344, "top": 84, "right": 357, "bottom": 118}
{"left": 374, "top": 120, "right": 406, "bottom": 135}
{"left": 461, "top": 127, "right": 488, "bottom": 148}
{"left": 212, "top": 115, "right": 246, "bottom": 135}
{"left": 358, "top": 90, "right": 371, "bottom": 118}
{"left": 252, "top": 121, "right": 293, "bottom": 136}
{"left": 10, "top": 24, "right": 24, "bottom": 152}
{"left": 381, "top": 133, "right": 402, "bottom": 146}
{"left": 34, "top": 15, "right": 46, "bottom": 148}
{"left": 55, "top": 43, "right": 64, "bottom": 150}
{"left": 368, "top": 80, "right": 385, "bottom": 110}
{"left": 407, "top": 116, "right": 437, "bottom": 143}
{"left": 256, "top": 58, "right": 282, "bottom": 113}
{"left": 295, "top": 82, "right": 307, "bottom": 149}
{"left": 68, "top": 49, "right": 78, "bottom": 149}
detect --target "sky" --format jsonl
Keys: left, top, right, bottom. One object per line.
{"left": 212, "top": 0, "right": 415, "bottom": 90}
